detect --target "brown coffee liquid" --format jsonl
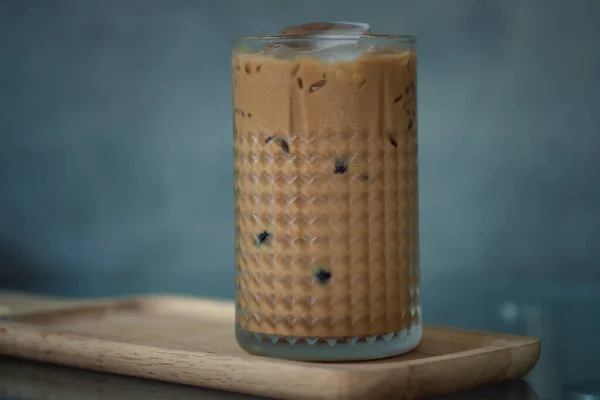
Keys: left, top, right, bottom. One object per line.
{"left": 233, "top": 50, "right": 419, "bottom": 338}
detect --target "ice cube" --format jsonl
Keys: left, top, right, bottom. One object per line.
{"left": 283, "top": 21, "right": 369, "bottom": 52}
{"left": 262, "top": 43, "right": 299, "bottom": 60}
{"left": 274, "top": 21, "right": 369, "bottom": 62}
{"left": 260, "top": 22, "right": 371, "bottom": 62}
{"left": 357, "top": 37, "right": 407, "bottom": 55}
{"left": 310, "top": 43, "right": 362, "bottom": 63}
{"left": 280, "top": 21, "right": 370, "bottom": 37}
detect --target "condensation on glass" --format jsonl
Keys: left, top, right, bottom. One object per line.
{"left": 232, "top": 32, "right": 421, "bottom": 361}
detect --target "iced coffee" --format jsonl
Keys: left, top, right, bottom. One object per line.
{"left": 233, "top": 22, "right": 421, "bottom": 361}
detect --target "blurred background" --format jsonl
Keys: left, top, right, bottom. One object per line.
{"left": 0, "top": 0, "right": 599, "bottom": 398}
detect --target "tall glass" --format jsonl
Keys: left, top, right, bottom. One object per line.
{"left": 232, "top": 33, "right": 421, "bottom": 361}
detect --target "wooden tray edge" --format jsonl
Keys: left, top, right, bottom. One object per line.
{"left": 336, "top": 339, "right": 540, "bottom": 398}
{"left": 0, "top": 319, "right": 541, "bottom": 400}
{"left": 0, "top": 293, "right": 542, "bottom": 399}
{"left": 0, "top": 321, "right": 344, "bottom": 398}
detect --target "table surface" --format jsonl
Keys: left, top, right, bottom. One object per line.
{"left": 1, "top": 281, "right": 599, "bottom": 400}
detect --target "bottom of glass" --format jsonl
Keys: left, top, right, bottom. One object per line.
{"left": 235, "top": 323, "right": 423, "bottom": 361}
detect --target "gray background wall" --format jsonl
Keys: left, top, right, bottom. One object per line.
{"left": 0, "top": 1, "right": 599, "bottom": 395}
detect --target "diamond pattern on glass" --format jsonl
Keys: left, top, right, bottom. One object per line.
{"left": 241, "top": 321, "right": 421, "bottom": 347}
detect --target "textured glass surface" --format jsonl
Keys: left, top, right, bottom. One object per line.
{"left": 232, "top": 36, "right": 421, "bottom": 360}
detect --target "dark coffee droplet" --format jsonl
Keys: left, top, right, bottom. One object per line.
{"left": 291, "top": 64, "right": 301, "bottom": 77}
{"left": 407, "top": 119, "right": 413, "bottom": 131}
{"left": 265, "top": 136, "right": 275, "bottom": 144}
{"left": 314, "top": 268, "right": 332, "bottom": 285}
{"left": 394, "top": 95, "right": 403, "bottom": 103}
{"left": 255, "top": 231, "right": 272, "bottom": 247}
{"left": 309, "top": 79, "right": 327, "bottom": 93}
{"left": 359, "top": 175, "right": 371, "bottom": 182}
{"left": 333, "top": 158, "right": 348, "bottom": 174}
{"left": 280, "top": 139, "right": 290, "bottom": 153}
{"left": 297, "top": 78, "right": 304, "bottom": 89}
{"left": 247, "top": 113, "right": 252, "bottom": 118}
{"left": 390, "top": 137, "right": 398, "bottom": 148}
{"left": 358, "top": 77, "right": 367, "bottom": 89}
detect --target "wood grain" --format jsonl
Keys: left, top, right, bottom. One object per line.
{"left": 0, "top": 292, "right": 540, "bottom": 400}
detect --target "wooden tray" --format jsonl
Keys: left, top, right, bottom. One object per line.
{"left": 0, "top": 292, "right": 540, "bottom": 400}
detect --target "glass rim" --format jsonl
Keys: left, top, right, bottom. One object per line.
{"left": 232, "top": 33, "right": 416, "bottom": 43}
